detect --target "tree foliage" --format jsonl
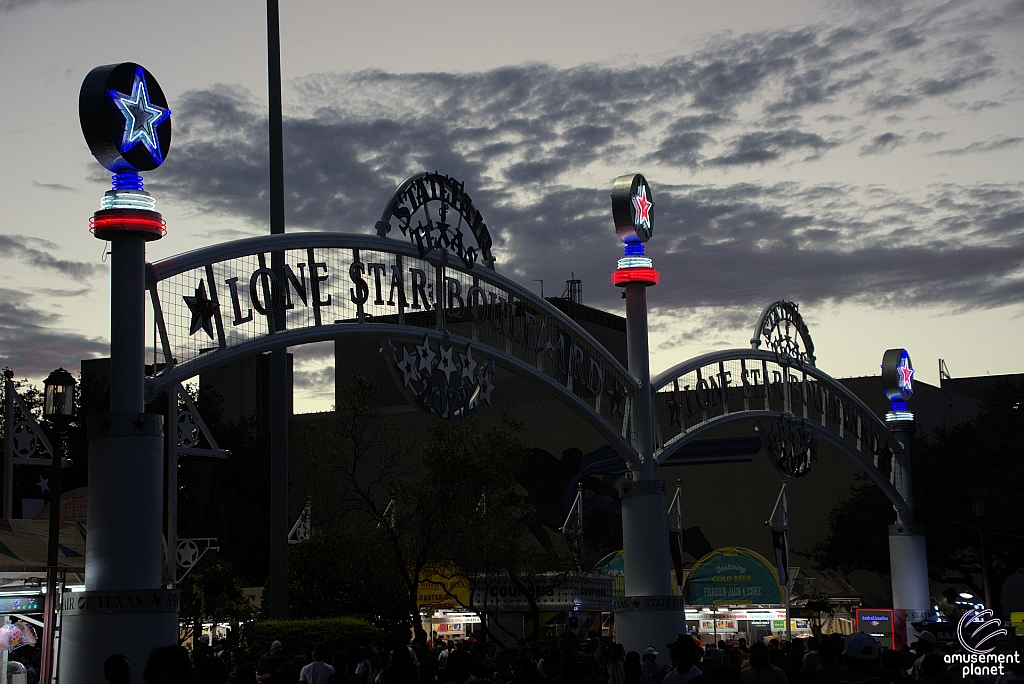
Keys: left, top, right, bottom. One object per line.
{"left": 299, "top": 374, "right": 569, "bottom": 641}
{"left": 179, "top": 550, "right": 251, "bottom": 645}
{"left": 811, "top": 378, "right": 1024, "bottom": 616}
{"left": 288, "top": 526, "right": 412, "bottom": 642}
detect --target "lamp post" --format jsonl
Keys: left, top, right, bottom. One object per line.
{"left": 41, "top": 367, "right": 76, "bottom": 684}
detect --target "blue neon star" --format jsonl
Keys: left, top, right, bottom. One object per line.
{"left": 107, "top": 67, "right": 170, "bottom": 164}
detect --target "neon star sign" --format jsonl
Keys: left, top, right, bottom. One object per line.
{"left": 80, "top": 62, "right": 172, "bottom": 173}
{"left": 632, "top": 183, "right": 652, "bottom": 234}
{"left": 896, "top": 356, "right": 914, "bottom": 394}
{"left": 108, "top": 67, "right": 171, "bottom": 165}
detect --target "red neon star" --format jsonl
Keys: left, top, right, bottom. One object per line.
{"left": 632, "top": 184, "right": 652, "bottom": 228}
{"left": 897, "top": 359, "right": 914, "bottom": 390}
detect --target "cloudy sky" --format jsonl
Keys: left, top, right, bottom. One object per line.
{"left": 1, "top": 0, "right": 1022, "bottom": 412}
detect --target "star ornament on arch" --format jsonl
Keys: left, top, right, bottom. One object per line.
{"left": 183, "top": 279, "right": 216, "bottom": 340}
{"left": 632, "top": 184, "right": 653, "bottom": 233}
{"left": 107, "top": 67, "right": 171, "bottom": 165}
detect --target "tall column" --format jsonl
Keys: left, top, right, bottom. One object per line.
{"left": 887, "top": 419, "right": 931, "bottom": 641}
{"left": 610, "top": 175, "right": 686, "bottom": 652}
{"left": 881, "top": 348, "right": 930, "bottom": 643}
{"left": 60, "top": 179, "right": 178, "bottom": 681}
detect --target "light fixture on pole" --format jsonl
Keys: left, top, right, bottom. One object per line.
{"left": 41, "top": 367, "right": 76, "bottom": 684}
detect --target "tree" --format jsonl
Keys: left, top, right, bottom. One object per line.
{"left": 178, "top": 550, "right": 251, "bottom": 647}
{"left": 288, "top": 525, "right": 412, "bottom": 642}
{"left": 810, "top": 378, "right": 1024, "bottom": 616}
{"left": 299, "top": 374, "right": 543, "bottom": 638}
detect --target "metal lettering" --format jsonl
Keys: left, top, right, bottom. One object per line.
{"left": 248, "top": 267, "right": 281, "bottom": 316}
{"left": 282, "top": 263, "right": 307, "bottom": 310}
{"left": 367, "top": 263, "right": 387, "bottom": 305}
{"left": 388, "top": 264, "right": 408, "bottom": 308}
{"left": 349, "top": 262, "right": 369, "bottom": 305}
{"left": 467, "top": 285, "right": 487, "bottom": 325}
{"left": 224, "top": 276, "right": 253, "bottom": 325}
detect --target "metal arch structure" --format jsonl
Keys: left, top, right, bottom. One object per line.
{"left": 144, "top": 231, "right": 643, "bottom": 468}
{"left": 750, "top": 300, "right": 816, "bottom": 367}
{"left": 650, "top": 348, "right": 910, "bottom": 515}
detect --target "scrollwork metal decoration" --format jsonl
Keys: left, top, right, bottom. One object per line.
{"left": 751, "top": 301, "right": 816, "bottom": 367}
{"left": 760, "top": 413, "right": 819, "bottom": 478}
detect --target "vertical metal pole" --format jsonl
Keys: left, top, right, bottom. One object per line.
{"left": 267, "top": 0, "right": 289, "bottom": 620}
{"left": 109, "top": 236, "right": 147, "bottom": 413}
{"left": 41, "top": 422, "right": 64, "bottom": 684}
{"left": 4, "top": 371, "right": 13, "bottom": 519}
{"left": 625, "top": 283, "right": 654, "bottom": 481}
{"left": 166, "top": 387, "right": 178, "bottom": 586}
{"left": 887, "top": 421, "right": 930, "bottom": 641}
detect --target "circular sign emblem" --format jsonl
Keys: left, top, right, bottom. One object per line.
{"left": 79, "top": 62, "right": 172, "bottom": 172}
{"left": 611, "top": 173, "right": 655, "bottom": 243}
{"left": 881, "top": 348, "right": 914, "bottom": 403}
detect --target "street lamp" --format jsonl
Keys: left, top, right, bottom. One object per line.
{"left": 41, "top": 367, "right": 76, "bottom": 684}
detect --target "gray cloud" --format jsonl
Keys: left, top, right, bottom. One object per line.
{"left": 145, "top": 3, "right": 1022, "bottom": 329}
{"left": 0, "top": 234, "right": 99, "bottom": 282}
{"left": 0, "top": 289, "right": 107, "bottom": 375}
{"left": 708, "top": 130, "right": 838, "bottom": 166}
{"left": 859, "top": 132, "right": 906, "bottom": 155}
{"left": 31, "top": 181, "right": 77, "bottom": 193}
{"left": 932, "top": 135, "right": 1023, "bottom": 156}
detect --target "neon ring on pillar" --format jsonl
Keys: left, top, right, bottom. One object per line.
{"left": 612, "top": 267, "right": 660, "bottom": 286}
{"left": 90, "top": 208, "right": 166, "bottom": 240}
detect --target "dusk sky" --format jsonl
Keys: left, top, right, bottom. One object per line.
{"left": 1, "top": 0, "right": 1022, "bottom": 413}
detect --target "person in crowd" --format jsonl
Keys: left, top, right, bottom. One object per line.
{"left": 356, "top": 646, "right": 376, "bottom": 684}
{"left": 419, "top": 654, "right": 440, "bottom": 684}
{"left": 813, "top": 640, "right": 848, "bottom": 684}
{"left": 378, "top": 644, "right": 418, "bottom": 684}
{"left": 144, "top": 645, "right": 193, "bottom": 684}
{"left": 104, "top": 654, "right": 131, "bottom": 684}
{"left": 300, "top": 646, "right": 335, "bottom": 684}
{"left": 909, "top": 633, "right": 937, "bottom": 681}
{"left": 445, "top": 649, "right": 476, "bottom": 684}
{"left": 607, "top": 644, "right": 627, "bottom": 684}
{"left": 642, "top": 648, "right": 665, "bottom": 684}
{"left": 550, "top": 650, "right": 599, "bottom": 684}
{"left": 276, "top": 662, "right": 301, "bottom": 684}
{"left": 766, "top": 649, "right": 796, "bottom": 684}
{"left": 543, "top": 649, "right": 564, "bottom": 682}
{"left": 801, "top": 640, "right": 820, "bottom": 673}
{"left": 663, "top": 638, "right": 702, "bottom": 684}
{"left": 625, "top": 652, "right": 644, "bottom": 684}
{"left": 231, "top": 651, "right": 258, "bottom": 684}
{"left": 837, "top": 632, "right": 882, "bottom": 684}
{"left": 513, "top": 655, "right": 540, "bottom": 684}
{"left": 878, "top": 649, "right": 910, "bottom": 684}
{"left": 258, "top": 642, "right": 291, "bottom": 683}
{"left": 538, "top": 638, "right": 561, "bottom": 680}
{"left": 740, "top": 642, "right": 787, "bottom": 684}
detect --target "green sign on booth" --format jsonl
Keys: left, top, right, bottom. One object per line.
{"left": 684, "top": 547, "right": 784, "bottom": 606}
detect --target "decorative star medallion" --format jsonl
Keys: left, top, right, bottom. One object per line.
{"left": 107, "top": 67, "right": 171, "bottom": 165}
{"left": 183, "top": 279, "right": 216, "bottom": 340}
{"left": 36, "top": 475, "right": 49, "bottom": 495}
{"left": 632, "top": 184, "right": 653, "bottom": 234}
{"left": 897, "top": 357, "right": 914, "bottom": 393}
{"left": 459, "top": 346, "right": 478, "bottom": 382}
{"left": 437, "top": 345, "right": 459, "bottom": 385}
{"left": 416, "top": 335, "right": 436, "bottom": 373}
{"left": 397, "top": 346, "right": 419, "bottom": 388}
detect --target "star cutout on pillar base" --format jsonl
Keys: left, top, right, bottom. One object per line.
{"left": 107, "top": 67, "right": 171, "bottom": 165}
{"left": 183, "top": 279, "right": 216, "bottom": 340}
{"left": 99, "top": 419, "right": 111, "bottom": 432}
{"left": 131, "top": 417, "right": 146, "bottom": 431}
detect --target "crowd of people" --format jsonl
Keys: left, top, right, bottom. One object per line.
{"left": 101, "top": 629, "right": 1022, "bottom": 684}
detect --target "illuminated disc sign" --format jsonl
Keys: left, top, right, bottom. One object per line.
{"left": 881, "top": 348, "right": 914, "bottom": 403}
{"left": 683, "top": 547, "right": 784, "bottom": 606}
{"left": 611, "top": 173, "right": 654, "bottom": 243}
{"left": 79, "top": 62, "right": 172, "bottom": 172}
